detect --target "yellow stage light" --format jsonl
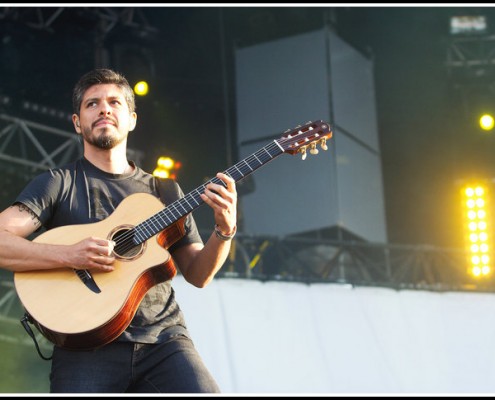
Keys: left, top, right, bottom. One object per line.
{"left": 153, "top": 168, "right": 170, "bottom": 179}
{"left": 134, "top": 81, "right": 149, "bottom": 96}
{"left": 480, "top": 114, "right": 495, "bottom": 131}
{"left": 157, "top": 156, "right": 175, "bottom": 169}
{"left": 465, "top": 187, "right": 475, "bottom": 197}
{"left": 152, "top": 155, "right": 181, "bottom": 180}
{"left": 462, "top": 183, "right": 493, "bottom": 279}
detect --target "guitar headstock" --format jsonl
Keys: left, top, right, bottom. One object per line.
{"left": 277, "top": 120, "right": 333, "bottom": 160}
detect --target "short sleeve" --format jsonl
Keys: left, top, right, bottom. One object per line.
{"left": 14, "top": 170, "right": 63, "bottom": 227}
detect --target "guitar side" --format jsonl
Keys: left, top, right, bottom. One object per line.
{"left": 14, "top": 193, "right": 177, "bottom": 350}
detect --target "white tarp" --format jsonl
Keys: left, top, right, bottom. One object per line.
{"left": 173, "top": 276, "right": 495, "bottom": 394}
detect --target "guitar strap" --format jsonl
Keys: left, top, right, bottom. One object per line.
{"left": 154, "top": 176, "right": 179, "bottom": 207}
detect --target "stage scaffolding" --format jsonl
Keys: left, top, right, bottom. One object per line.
{"left": 214, "top": 233, "right": 481, "bottom": 292}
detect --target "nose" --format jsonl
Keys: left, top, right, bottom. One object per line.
{"left": 99, "top": 101, "right": 112, "bottom": 116}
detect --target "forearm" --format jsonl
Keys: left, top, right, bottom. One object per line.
{"left": 0, "top": 229, "right": 116, "bottom": 273}
{"left": 179, "top": 232, "right": 232, "bottom": 288}
{"left": 178, "top": 171, "right": 237, "bottom": 287}
{"left": 0, "top": 230, "right": 66, "bottom": 272}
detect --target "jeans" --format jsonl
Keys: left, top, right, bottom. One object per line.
{"left": 49, "top": 335, "right": 220, "bottom": 393}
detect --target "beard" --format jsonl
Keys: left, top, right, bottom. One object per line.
{"left": 82, "top": 126, "right": 126, "bottom": 150}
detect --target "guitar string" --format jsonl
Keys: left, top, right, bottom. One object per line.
{"left": 138, "top": 142, "right": 280, "bottom": 233}
{"left": 112, "top": 144, "right": 280, "bottom": 255}
{"left": 111, "top": 141, "right": 284, "bottom": 255}
{"left": 112, "top": 128, "right": 326, "bottom": 256}
{"left": 112, "top": 125, "right": 327, "bottom": 255}
{"left": 112, "top": 127, "right": 327, "bottom": 255}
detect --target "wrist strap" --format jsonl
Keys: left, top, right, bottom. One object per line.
{"left": 214, "top": 224, "right": 236, "bottom": 241}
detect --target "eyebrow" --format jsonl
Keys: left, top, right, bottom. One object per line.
{"left": 84, "top": 95, "right": 123, "bottom": 104}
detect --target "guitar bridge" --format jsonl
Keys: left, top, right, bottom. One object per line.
{"left": 74, "top": 269, "right": 101, "bottom": 294}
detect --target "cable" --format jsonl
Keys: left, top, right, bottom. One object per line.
{"left": 20, "top": 314, "right": 53, "bottom": 361}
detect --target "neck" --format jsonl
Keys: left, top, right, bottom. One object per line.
{"left": 83, "top": 144, "right": 130, "bottom": 175}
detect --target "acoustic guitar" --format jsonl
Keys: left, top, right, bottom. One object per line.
{"left": 14, "top": 120, "right": 332, "bottom": 350}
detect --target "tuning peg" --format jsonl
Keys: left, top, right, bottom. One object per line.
{"left": 300, "top": 146, "right": 307, "bottom": 160}
{"left": 310, "top": 142, "right": 319, "bottom": 155}
{"left": 320, "top": 137, "right": 328, "bottom": 151}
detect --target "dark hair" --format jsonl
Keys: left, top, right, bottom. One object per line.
{"left": 72, "top": 68, "right": 136, "bottom": 115}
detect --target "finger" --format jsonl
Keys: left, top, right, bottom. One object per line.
{"left": 100, "top": 255, "right": 115, "bottom": 266}
{"left": 202, "top": 189, "right": 221, "bottom": 208}
{"left": 92, "top": 261, "right": 115, "bottom": 272}
{"left": 217, "top": 173, "right": 236, "bottom": 191}
{"left": 209, "top": 187, "right": 232, "bottom": 207}
{"left": 207, "top": 181, "right": 235, "bottom": 201}
{"left": 90, "top": 254, "right": 115, "bottom": 267}
{"left": 94, "top": 244, "right": 114, "bottom": 256}
{"left": 92, "top": 239, "right": 115, "bottom": 256}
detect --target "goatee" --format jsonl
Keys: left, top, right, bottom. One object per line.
{"left": 95, "top": 135, "right": 118, "bottom": 149}
{"left": 83, "top": 127, "right": 126, "bottom": 150}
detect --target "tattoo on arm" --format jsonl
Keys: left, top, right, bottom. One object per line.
{"left": 14, "top": 204, "right": 42, "bottom": 228}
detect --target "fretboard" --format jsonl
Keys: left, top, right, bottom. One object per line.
{"left": 132, "top": 140, "right": 285, "bottom": 244}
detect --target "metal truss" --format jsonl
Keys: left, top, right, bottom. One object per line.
{"left": 90, "top": 7, "right": 159, "bottom": 39}
{"left": 446, "top": 34, "right": 495, "bottom": 84}
{"left": 0, "top": 6, "right": 158, "bottom": 38}
{"left": 0, "top": 7, "right": 65, "bottom": 32}
{"left": 219, "top": 233, "right": 488, "bottom": 292}
{"left": 0, "top": 113, "right": 144, "bottom": 173}
{"left": 0, "top": 113, "right": 82, "bottom": 172}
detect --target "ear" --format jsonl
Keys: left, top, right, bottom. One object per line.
{"left": 72, "top": 114, "right": 81, "bottom": 134}
{"left": 129, "top": 112, "right": 137, "bottom": 132}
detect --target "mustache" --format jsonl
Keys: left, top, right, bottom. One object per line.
{"left": 92, "top": 117, "right": 117, "bottom": 128}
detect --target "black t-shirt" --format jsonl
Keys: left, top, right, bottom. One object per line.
{"left": 15, "top": 157, "right": 203, "bottom": 344}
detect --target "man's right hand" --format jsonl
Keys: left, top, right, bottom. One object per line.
{"left": 66, "top": 237, "right": 116, "bottom": 272}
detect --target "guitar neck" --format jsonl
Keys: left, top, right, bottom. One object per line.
{"left": 133, "top": 140, "right": 284, "bottom": 244}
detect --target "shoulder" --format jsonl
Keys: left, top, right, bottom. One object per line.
{"left": 28, "top": 159, "right": 79, "bottom": 188}
{"left": 16, "top": 159, "right": 81, "bottom": 203}
{"left": 155, "top": 177, "right": 182, "bottom": 194}
{"left": 154, "top": 177, "right": 184, "bottom": 205}
{"left": 155, "top": 177, "right": 180, "bottom": 190}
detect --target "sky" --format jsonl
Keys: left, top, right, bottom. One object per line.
{"left": 2, "top": 5, "right": 495, "bottom": 249}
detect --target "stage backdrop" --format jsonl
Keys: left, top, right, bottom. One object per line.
{"left": 2, "top": 276, "right": 495, "bottom": 394}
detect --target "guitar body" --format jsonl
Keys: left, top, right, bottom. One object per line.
{"left": 14, "top": 193, "right": 180, "bottom": 350}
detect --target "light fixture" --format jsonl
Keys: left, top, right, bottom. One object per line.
{"left": 450, "top": 15, "right": 487, "bottom": 36}
{"left": 462, "top": 184, "right": 492, "bottom": 278}
{"left": 134, "top": 81, "right": 149, "bottom": 96}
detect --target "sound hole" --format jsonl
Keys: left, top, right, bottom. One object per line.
{"left": 109, "top": 225, "right": 145, "bottom": 260}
